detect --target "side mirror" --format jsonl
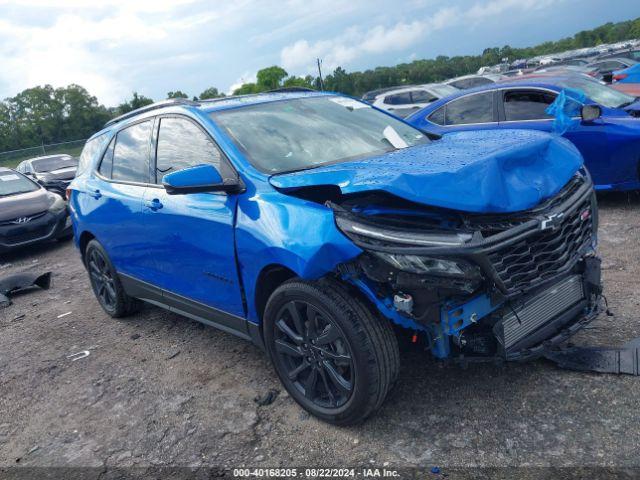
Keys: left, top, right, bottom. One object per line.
{"left": 162, "top": 164, "right": 241, "bottom": 195}
{"left": 581, "top": 104, "right": 602, "bottom": 122}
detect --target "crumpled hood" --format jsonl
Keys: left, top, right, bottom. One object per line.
{"left": 269, "top": 129, "right": 583, "bottom": 213}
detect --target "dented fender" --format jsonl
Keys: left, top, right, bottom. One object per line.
{"left": 235, "top": 189, "right": 361, "bottom": 323}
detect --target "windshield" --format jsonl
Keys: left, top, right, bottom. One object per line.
{"left": 32, "top": 156, "right": 78, "bottom": 173}
{"left": 0, "top": 171, "right": 39, "bottom": 196}
{"left": 210, "top": 96, "right": 430, "bottom": 174}
{"left": 559, "top": 77, "right": 635, "bottom": 108}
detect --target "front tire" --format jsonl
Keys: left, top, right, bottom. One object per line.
{"left": 263, "top": 278, "right": 399, "bottom": 425}
{"left": 85, "top": 239, "right": 140, "bottom": 318}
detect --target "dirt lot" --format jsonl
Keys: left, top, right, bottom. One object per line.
{"left": 1, "top": 192, "right": 639, "bottom": 477}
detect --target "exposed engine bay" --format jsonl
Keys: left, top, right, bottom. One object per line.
{"left": 326, "top": 170, "right": 603, "bottom": 361}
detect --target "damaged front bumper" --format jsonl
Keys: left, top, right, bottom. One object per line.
{"left": 333, "top": 172, "right": 602, "bottom": 361}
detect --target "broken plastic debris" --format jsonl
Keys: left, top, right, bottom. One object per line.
{"left": 0, "top": 271, "right": 52, "bottom": 308}
{"left": 67, "top": 350, "right": 90, "bottom": 361}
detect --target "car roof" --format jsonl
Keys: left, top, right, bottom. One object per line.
{"left": 412, "top": 76, "right": 575, "bottom": 116}
{"left": 25, "top": 154, "right": 74, "bottom": 162}
{"left": 91, "top": 90, "right": 336, "bottom": 140}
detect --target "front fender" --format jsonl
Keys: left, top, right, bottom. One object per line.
{"left": 235, "top": 190, "right": 361, "bottom": 323}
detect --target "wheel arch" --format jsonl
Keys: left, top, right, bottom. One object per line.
{"left": 78, "top": 230, "right": 96, "bottom": 263}
{"left": 254, "top": 263, "right": 297, "bottom": 325}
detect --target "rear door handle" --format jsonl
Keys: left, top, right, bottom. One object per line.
{"left": 90, "top": 189, "right": 102, "bottom": 199}
{"left": 144, "top": 199, "right": 163, "bottom": 211}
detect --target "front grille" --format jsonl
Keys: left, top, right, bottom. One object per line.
{"left": 3, "top": 225, "right": 53, "bottom": 245}
{"left": 0, "top": 211, "right": 47, "bottom": 227}
{"left": 497, "top": 275, "right": 584, "bottom": 350}
{"left": 487, "top": 192, "right": 594, "bottom": 293}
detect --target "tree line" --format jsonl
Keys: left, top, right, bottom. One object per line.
{"left": 1, "top": 16, "right": 639, "bottom": 154}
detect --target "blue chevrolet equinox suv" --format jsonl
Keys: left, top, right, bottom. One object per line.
{"left": 70, "top": 90, "right": 602, "bottom": 424}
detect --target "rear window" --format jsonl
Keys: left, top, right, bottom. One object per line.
{"left": 111, "top": 121, "right": 152, "bottom": 183}
{"left": 0, "top": 171, "right": 39, "bottom": 197}
{"left": 31, "top": 156, "right": 77, "bottom": 173}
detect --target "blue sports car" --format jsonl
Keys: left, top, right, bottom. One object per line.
{"left": 407, "top": 75, "right": 640, "bottom": 191}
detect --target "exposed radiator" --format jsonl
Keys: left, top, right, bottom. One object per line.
{"left": 497, "top": 275, "right": 584, "bottom": 350}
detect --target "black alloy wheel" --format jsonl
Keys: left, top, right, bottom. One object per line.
{"left": 264, "top": 279, "right": 400, "bottom": 425}
{"left": 273, "top": 299, "right": 355, "bottom": 408}
{"left": 84, "top": 239, "right": 139, "bottom": 318}
{"left": 88, "top": 248, "right": 117, "bottom": 311}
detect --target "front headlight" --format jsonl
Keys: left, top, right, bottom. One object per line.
{"left": 48, "top": 193, "right": 66, "bottom": 214}
{"left": 372, "top": 252, "right": 477, "bottom": 276}
{"left": 335, "top": 216, "right": 472, "bottom": 247}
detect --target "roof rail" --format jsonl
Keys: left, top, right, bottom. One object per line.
{"left": 104, "top": 98, "right": 200, "bottom": 128}
{"left": 266, "top": 87, "right": 316, "bottom": 93}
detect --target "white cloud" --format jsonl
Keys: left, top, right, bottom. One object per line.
{"left": 280, "top": 0, "right": 565, "bottom": 74}
{"left": 227, "top": 72, "right": 257, "bottom": 95}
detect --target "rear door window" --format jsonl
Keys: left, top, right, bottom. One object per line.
{"left": 444, "top": 92, "right": 494, "bottom": 125}
{"left": 383, "top": 92, "right": 412, "bottom": 105}
{"left": 503, "top": 90, "right": 557, "bottom": 121}
{"left": 410, "top": 90, "right": 437, "bottom": 103}
{"left": 111, "top": 121, "right": 152, "bottom": 183}
{"left": 155, "top": 117, "right": 224, "bottom": 183}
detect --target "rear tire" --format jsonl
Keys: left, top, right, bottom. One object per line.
{"left": 85, "top": 239, "right": 140, "bottom": 318}
{"left": 263, "top": 278, "right": 399, "bottom": 425}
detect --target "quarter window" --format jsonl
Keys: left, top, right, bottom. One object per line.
{"left": 155, "top": 117, "right": 223, "bottom": 183}
{"left": 444, "top": 93, "right": 494, "bottom": 125}
{"left": 428, "top": 107, "right": 445, "bottom": 125}
{"left": 111, "top": 121, "right": 152, "bottom": 183}
{"left": 503, "top": 90, "right": 556, "bottom": 121}
{"left": 98, "top": 137, "right": 115, "bottom": 178}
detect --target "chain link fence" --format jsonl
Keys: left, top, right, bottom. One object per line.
{"left": 0, "top": 138, "right": 88, "bottom": 169}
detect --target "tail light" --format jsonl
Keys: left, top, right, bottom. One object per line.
{"left": 613, "top": 73, "right": 628, "bottom": 82}
{"left": 65, "top": 188, "right": 72, "bottom": 201}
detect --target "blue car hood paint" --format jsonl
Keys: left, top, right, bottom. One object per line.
{"left": 269, "top": 129, "right": 583, "bottom": 213}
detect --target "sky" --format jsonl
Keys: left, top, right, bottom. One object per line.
{"left": 0, "top": 0, "right": 639, "bottom": 106}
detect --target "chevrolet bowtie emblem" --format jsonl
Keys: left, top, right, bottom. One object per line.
{"left": 540, "top": 212, "right": 564, "bottom": 231}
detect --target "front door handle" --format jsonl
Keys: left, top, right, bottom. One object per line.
{"left": 90, "top": 189, "right": 102, "bottom": 199}
{"left": 144, "top": 199, "right": 163, "bottom": 211}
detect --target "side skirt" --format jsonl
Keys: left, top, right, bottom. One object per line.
{"left": 119, "top": 273, "right": 254, "bottom": 342}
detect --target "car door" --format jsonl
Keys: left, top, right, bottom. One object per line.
{"left": 497, "top": 88, "right": 612, "bottom": 185}
{"left": 439, "top": 91, "right": 498, "bottom": 133}
{"left": 381, "top": 91, "right": 417, "bottom": 118}
{"left": 410, "top": 91, "right": 498, "bottom": 134}
{"left": 143, "top": 115, "right": 245, "bottom": 319}
{"left": 83, "top": 120, "right": 155, "bottom": 282}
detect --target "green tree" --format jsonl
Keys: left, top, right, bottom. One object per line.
{"left": 117, "top": 92, "right": 154, "bottom": 115}
{"left": 198, "top": 87, "right": 225, "bottom": 100}
{"left": 256, "top": 66, "right": 288, "bottom": 90}
{"left": 167, "top": 90, "right": 189, "bottom": 99}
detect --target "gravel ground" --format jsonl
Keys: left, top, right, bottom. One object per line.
{"left": 0, "top": 192, "right": 639, "bottom": 478}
